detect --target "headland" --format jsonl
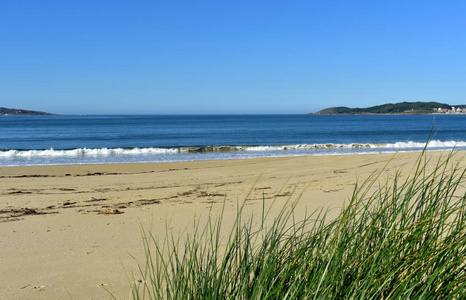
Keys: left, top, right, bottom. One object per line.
{"left": 310, "top": 101, "right": 466, "bottom": 115}
{"left": 0, "top": 107, "right": 55, "bottom": 116}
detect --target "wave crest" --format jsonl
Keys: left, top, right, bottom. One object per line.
{"left": 1, "top": 140, "right": 465, "bottom": 159}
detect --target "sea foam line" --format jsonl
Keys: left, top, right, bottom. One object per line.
{"left": 0, "top": 140, "right": 464, "bottom": 158}
{"left": 0, "top": 147, "right": 180, "bottom": 158}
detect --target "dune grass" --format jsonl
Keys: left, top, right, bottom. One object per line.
{"left": 130, "top": 151, "right": 466, "bottom": 299}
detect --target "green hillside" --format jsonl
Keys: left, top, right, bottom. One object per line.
{"left": 0, "top": 107, "right": 55, "bottom": 116}
{"left": 312, "top": 102, "right": 456, "bottom": 115}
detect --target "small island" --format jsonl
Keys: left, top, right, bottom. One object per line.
{"left": 0, "top": 107, "right": 55, "bottom": 116}
{"left": 311, "top": 101, "right": 466, "bottom": 115}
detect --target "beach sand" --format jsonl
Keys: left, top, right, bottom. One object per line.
{"left": 1, "top": 151, "right": 464, "bottom": 299}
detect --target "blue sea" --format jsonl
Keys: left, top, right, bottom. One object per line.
{"left": 0, "top": 114, "right": 465, "bottom": 166}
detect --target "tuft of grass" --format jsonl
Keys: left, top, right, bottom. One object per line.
{"left": 130, "top": 151, "right": 466, "bottom": 299}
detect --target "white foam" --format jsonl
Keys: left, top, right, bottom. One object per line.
{"left": 1, "top": 140, "right": 464, "bottom": 159}
{"left": 0, "top": 147, "right": 180, "bottom": 158}
{"left": 382, "top": 140, "right": 466, "bottom": 148}
{"left": 242, "top": 143, "right": 374, "bottom": 151}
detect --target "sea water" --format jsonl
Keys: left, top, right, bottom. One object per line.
{"left": 0, "top": 114, "right": 465, "bottom": 166}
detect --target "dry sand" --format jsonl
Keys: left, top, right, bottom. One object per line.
{"left": 1, "top": 151, "right": 464, "bottom": 299}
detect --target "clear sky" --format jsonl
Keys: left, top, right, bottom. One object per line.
{"left": 1, "top": 1, "right": 465, "bottom": 114}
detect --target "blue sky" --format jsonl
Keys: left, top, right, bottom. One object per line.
{"left": 1, "top": 1, "right": 465, "bottom": 114}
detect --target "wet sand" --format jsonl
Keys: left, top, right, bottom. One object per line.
{"left": 0, "top": 151, "right": 464, "bottom": 299}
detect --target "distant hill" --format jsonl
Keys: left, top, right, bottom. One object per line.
{"left": 311, "top": 102, "right": 466, "bottom": 115}
{"left": 0, "top": 107, "right": 55, "bottom": 116}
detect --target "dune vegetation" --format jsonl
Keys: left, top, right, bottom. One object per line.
{"left": 129, "top": 150, "right": 466, "bottom": 299}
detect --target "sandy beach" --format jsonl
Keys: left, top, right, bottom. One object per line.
{"left": 1, "top": 151, "right": 464, "bottom": 299}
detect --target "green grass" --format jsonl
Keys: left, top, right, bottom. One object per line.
{"left": 130, "top": 151, "right": 466, "bottom": 299}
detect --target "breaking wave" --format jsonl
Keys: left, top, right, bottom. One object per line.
{"left": 1, "top": 140, "right": 465, "bottom": 158}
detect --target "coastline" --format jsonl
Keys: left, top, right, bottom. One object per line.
{"left": 3, "top": 143, "right": 466, "bottom": 167}
{"left": 1, "top": 151, "right": 465, "bottom": 299}
{"left": 308, "top": 112, "right": 425, "bottom": 115}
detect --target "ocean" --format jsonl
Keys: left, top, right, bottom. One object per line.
{"left": 0, "top": 114, "right": 465, "bottom": 166}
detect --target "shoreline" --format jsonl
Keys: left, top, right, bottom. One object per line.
{"left": 0, "top": 148, "right": 454, "bottom": 171}
{"left": 0, "top": 150, "right": 412, "bottom": 168}
{"left": 2, "top": 147, "right": 464, "bottom": 168}
{"left": 1, "top": 151, "right": 465, "bottom": 299}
